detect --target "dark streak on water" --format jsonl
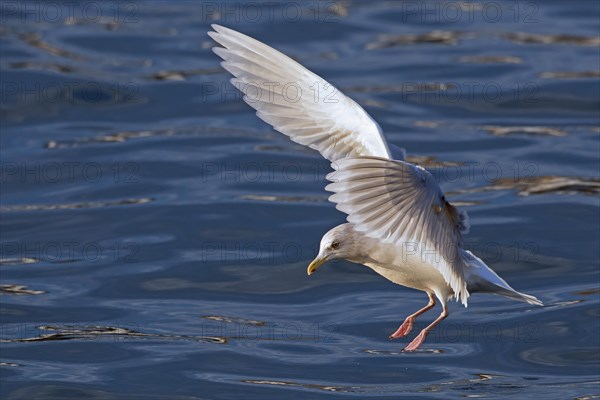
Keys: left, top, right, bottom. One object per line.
{"left": 1, "top": 1, "right": 599, "bottom": 399}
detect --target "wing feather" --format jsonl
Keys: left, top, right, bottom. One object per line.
{"left": 209, "top": 26, "right": 472, "bottom": 304}
{"left": 209, "top": 24, "right": 394, "bottom": 162}
{"left": 326, "top": 156, "right": 470, "bottom": 305}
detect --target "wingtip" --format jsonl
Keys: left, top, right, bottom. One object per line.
{"left": 325, "top": 171, "right": 338, "bottom": 183}
{"left": 458, "top": 286, "right": 470, "bottom": 307}
{"left": 208, "top": 24, "right": 233, "bottom": 42}
{"left": 520, "top": 292, "right": 543, "bottom": 306}
{"left": 210, "top": 23, "right": 224, "bottom": 32}
{"left": 530, "top": 297, "right": 544, "bottom": 307}
{"left": 207, "top": 31, "right": 220, "bottom": 44}
{"left": 210, "top": 24, "right": 240, "bottom": 38}
{"left": 329, "top": 158, "right": 352, "bottom": 172}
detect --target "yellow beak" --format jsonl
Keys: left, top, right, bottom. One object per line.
{"left": 307, "top": 256, "right": 327, "bottom": 276}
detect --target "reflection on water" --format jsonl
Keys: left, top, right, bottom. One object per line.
{"left": 1, "top": 325, "right": 227, "bottom": 344}
{"left": 44, "top": 127, "right": 264, "bottom": 148}
{"left": 0, "top": 258, "right": 39, "bottom": 266}
{"left": 521, "top": 347, "right": 600, "bottom": 368}
{"left": 242, "top": 379, "right": 348, "bottom": 393}
{"left": 147, "top": 68, "right": 223, "bottom": 81}
{"left": 539, "top": 71, "right": 600, "bottom": 79}
{"left": 9, "top": 61, "right": 75, "bottom": 74}
{"left": 459, "top": 56, "right": 523, "bottom": 64}
{"left": 491, "top": 176, "right": 600, "bottom": 196}
{"left": 0, "top": 198, "right": 153, "bottom": 213}
{"left": 202, "top": 315, "right": 266, "bottom": 326}
{"left": 502, "top": 32, "right": 600, "bottom": 46}
{"left": 448, "top": 176, "right": 600, "bottom": 197}
{"left": 481, "top": 126, "right": 568, "bottom": 137}
{"left": 1, "top": 0, "right": 599, "bottom": 399}
{"left": 239, "top": 194, "right": 327, "bottom": 203}
{"left": 1, "top": 285, "right": 45, "bottom": 295}
{"left": 366, "top": 31, "right": 463, "bottom": 49}
{"left": 18, "top": 32, "right": 87, "bottom": 60}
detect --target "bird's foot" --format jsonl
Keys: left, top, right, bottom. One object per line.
{"left": 402, "top": 329, "right": 428, "bottom": 352}
{"left": 389, "top": 317, "right": 414, "bottom": 340}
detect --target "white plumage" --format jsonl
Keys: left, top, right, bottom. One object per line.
{"left": 208, "top": 25, "right": 391, "bottom": 162}
{"left": 326, "top": 156, "right": 470, "bottom": 306}
{"left": 209, "top": 24, "right": 542, "bottom": 351}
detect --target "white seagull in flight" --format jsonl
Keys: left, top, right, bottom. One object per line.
{"left": 208, "top": 24, "right": 542, "bottom": 351}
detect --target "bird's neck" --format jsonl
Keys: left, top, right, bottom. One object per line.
{"left": 339, "top": 225, "right": 382, "bottom": 265}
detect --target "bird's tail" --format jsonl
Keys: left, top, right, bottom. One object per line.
{"left": 462, "top": 250, "right": 543, "bottom": 306}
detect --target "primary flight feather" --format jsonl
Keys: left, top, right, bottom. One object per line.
{"left": 208, "top": 25, "right": 392, "bottom": 162}
{"left": 209, "top": 24, "right": 542, "bottom": 351}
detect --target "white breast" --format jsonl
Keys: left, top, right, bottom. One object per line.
{"left": 361, "top": 238, "right": 454, "bottom": 298}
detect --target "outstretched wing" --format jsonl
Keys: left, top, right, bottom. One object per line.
{"left": 326, "top": 156, "right": 470, "bottom": 305}
{"left": 209, "top": 24, "right": 394, "bottom": 162}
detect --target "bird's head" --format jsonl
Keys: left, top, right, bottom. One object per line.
{"left": 307, "top": 224, "right": 359, "bottom": 275}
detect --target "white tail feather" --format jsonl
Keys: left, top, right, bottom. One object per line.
{"left": 463, "top": 250, "right": 543, "bottom": 306}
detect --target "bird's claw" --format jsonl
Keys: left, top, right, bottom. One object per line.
{"left": 402, "top": 330, "right": 428, "bottom": 352}
{"left": 389, "top": 317, "right": 414, "bottom": 340}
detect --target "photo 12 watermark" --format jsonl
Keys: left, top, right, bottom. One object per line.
{"left": 0, "top": 241, "right": 140, "bottom": 265}
{"left": 1, "top": 162, "right": 140, "bottom": 185}
{"left": 395, "top": 1, "right": 540, "bottom": 24}
{"left": 201, "top": 241, "right": 305, "bottom": 265}
{"left": 1, "top": 81, "right": 141, "bottom": 105}
{"left": 200, "top": 1, "right": 346, "bottom": 24}
{"left": 0, "top": 1, "right": 139, "bottom": 24}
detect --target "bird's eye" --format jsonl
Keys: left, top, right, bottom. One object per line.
{"left": 330, "top": 242, "right": 340, "bottom": 250}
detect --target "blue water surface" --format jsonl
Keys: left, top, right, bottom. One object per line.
{"left": 1, "top": 1, "right": 599, "bottom": 399}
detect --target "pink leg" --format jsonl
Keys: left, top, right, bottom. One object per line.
{"left": 403, "top": 303, "right": 448, "bottom": 352}
{"left": 389, "top": 293, "right": 436, "bottom": 340}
